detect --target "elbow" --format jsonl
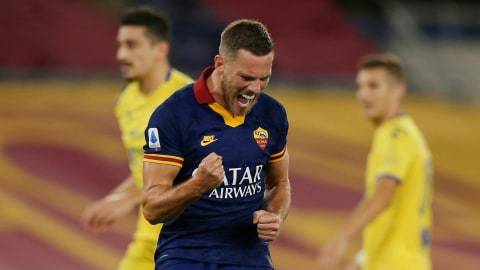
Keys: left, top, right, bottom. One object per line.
{"left": 374, "top": 195, "right": 393, "bottom": 213}
{"left": 142, "top": 196, "right": 162, "bottom": 225}
{"left": 142, "top": 206, "right": 161, "bottom": 225}
{"left": 142, "top": 196, "right": 172, "bottom": 224}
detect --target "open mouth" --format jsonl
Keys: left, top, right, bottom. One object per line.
{"left": 237, "top": 93, "right": 255, "bottom": 107}
{"left": 360, "top": 101, "right": 372, "bottom": 109}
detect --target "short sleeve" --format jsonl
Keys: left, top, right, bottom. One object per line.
{"left": 143, "top": 105, "right": 184, "bottom": 168}
{"left": 374, "top": 128, "right": 414, "bottom": 183}
{"left": 269, "top": 105, "right": 289, "bottom": 163}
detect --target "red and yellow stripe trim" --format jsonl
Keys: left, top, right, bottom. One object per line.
{"left": 269, "top": 147, "right": 287, "bottom": 163}
{"left": 144, "top": 154, "right": 184, "bottom": 168}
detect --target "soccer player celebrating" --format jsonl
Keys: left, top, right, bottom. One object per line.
{"left": 318, "top": 54, "right": 433, "bottom": 270}
{"left": 142, "top": 19, "right": 291, "bottom": 270}
{"left": 82, "top": 6, "right": 191, "bottom": 270}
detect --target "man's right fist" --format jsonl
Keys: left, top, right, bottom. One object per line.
{"left": 194, "top": 152, "right": 225, "bottom": 192}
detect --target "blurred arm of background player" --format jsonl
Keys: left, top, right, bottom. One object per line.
{"left": 318, "top": 178, "right": 397, "bottom": 270}
{"left": 82, "top": 174, "right": 141, "bottom": 232}
{"left": 254, "top": 150, "right": 291, "bottom": 242}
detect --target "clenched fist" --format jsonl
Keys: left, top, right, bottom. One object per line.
{"left": 253, "top": 210, "right": 282, "bottom": 241}
{"left": 193, "top": 152, "right": 225, "bottom": 192}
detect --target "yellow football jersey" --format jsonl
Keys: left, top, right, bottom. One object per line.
{"left": 114, "top": 69, "right": 192, "bottom": 244}
{"left": 363, "top": 114, "right": 432, "bottom": 270}
{"left": 115, "top": 69, "right": 192, "bottom": 189}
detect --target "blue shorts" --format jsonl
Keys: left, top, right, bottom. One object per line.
{"left": 159, "top": 259, "right": 273, "bottom": 270}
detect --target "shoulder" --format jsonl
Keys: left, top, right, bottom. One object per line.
{"left": 159, "top": 69, "right": 193, "bottom": 98}
{"left": 376, "top": 117, "right": 413, "bottom": 146}
{"left": 114, "top": 82, "right": 137, "bottom": 114}
{"left": 163, "top": 83, "right": 195, "bottom": 108}
{"left": 150, "top": 84, "right": 195, "bottom": 122}
{"left": 117, "top": 81, "right": 137, "bottom": 100}
{"left": 255, "top": 93, "right": 287, "bottom": 119}
{"left": 170, "top": 69, "right": 193, "bottom": 85}
{"left": 251, "top": 93, "right": 289, "bottom": 141}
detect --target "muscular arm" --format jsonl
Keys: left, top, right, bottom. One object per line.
{"left": 142, "top": 163, "right": 202, "bottom": 224}
{"left": 142, "top": 153, "right": 224, "bottom": 224}
{"left": 253, "top": 150, "right": 291, "bottom": 241}
{"left": 264, "top": 150, "right": 291, "bottom": 220}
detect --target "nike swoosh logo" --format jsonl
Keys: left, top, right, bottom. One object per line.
{"left": 200, "top": 138, "right": 218, "bottom": 147}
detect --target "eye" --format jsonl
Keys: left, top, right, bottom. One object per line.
{"left": 126, "top": 40, "right": 137, "bottom": 49}
{"left": 368, "top": 82, "right": 378, "bottom": 90}
{"left": 260, "top": 76, "right": 270, "bottom": 82}
{"left": 240, "top": 75, "right": 255, "bottom": 81}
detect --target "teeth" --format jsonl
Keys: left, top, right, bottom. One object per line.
{"left": 241, "top": 94, "right": 255, "bottom": 100}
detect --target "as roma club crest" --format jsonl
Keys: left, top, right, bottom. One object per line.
{"left": 253, "top": 127, "right": 269, "bottom": 150}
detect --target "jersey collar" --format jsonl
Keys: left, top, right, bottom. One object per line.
{"left": 194, "top": 66, "right": 215, "bottom": 104}
{"left": 193, "top": 66, "right": 245, "bottom": 128}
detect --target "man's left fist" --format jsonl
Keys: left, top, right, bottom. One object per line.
{"left": 253, "top": 210, "right": 282, "bottom": 241}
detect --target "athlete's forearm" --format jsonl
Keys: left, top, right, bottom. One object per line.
{"left": 104, "top": 174, "right": 141, "bottom": 205}
{"left": 264, "top": 152, "right": 291, "bottom": 221}
{"left": 142, "top": 176, "right": 205, "bottom": 224}
{"left": 340, "top": 193, "right": 391, "bottom": 240}
{"left": 111, "top": 174, "right": 135, "bottom": 194}
{"left": 339, "top": 179, "right": 397, "bottom": 240}
{"left": 264, "top": 177, "right": 291, "bottom": 221}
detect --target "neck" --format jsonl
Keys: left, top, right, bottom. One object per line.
{"left": 373, "top": 104, "right": 403, "bottom": 127}
{"left": 207, "top": 68, "right": 227, "bottom": 108}
{"left": 139, "top": 61, "right": 170, "bottom": 95}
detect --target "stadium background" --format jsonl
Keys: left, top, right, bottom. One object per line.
{"left": 1, "top": 0, "right": 479, "bottom": 269}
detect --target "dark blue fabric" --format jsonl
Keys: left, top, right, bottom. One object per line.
{"left": 160, "top": 259, "right": 274, "bottom": 270}
{"left": 144, "top": 84, "right": 288, "bottom": 268}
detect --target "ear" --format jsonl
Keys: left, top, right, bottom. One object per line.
{"left": 397, "top": 83, "right": 406, "bottom": 99}
{"left": 214, "top": 55, "right": 223, "bottom": 68}
{"left": 155, "top": 41, "right": 169, "bottom": 60}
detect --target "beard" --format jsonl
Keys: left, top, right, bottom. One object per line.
{"left": 221, "top": 79, "right": 237, "bottom": 112}
{"left": 220, "top": 79, "right": 258, "bottom": 117}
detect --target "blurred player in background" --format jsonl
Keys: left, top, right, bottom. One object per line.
{"left": 318, "top": 54, "right": 433, "bottom": 270}
{"left": 82, "top": 6, "right": 192, "bottom": 270}
{"left": 141, "top": 19, "right": 291, "bottom": 270}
